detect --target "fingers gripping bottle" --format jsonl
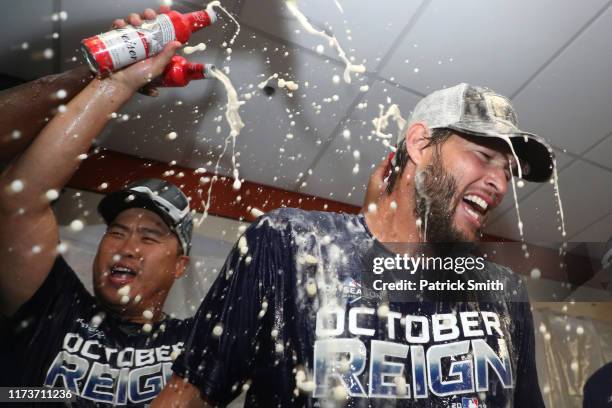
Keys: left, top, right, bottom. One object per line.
{"left": 81, "top": 7, "right": 217, "bottom": 75}
{"left": 159, "top": 56, "right": 215, "bottom": 87}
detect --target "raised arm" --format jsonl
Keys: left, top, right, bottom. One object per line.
{"left": 0, "top": 66, "right": 93, "bottom": 164}
{"left": 0, "top": 12, "right": 181, "bottom": 315}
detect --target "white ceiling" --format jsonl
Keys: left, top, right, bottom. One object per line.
{"left": 2, "top": 0, "right": 612, "bottom": 242}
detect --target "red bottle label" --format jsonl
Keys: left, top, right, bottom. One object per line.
{"left": 83, "top": 14, "right": 176, "bottom": 73}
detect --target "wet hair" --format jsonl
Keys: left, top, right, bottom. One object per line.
{"left": 386, "top": 127, "right": 454, "bottom": 194}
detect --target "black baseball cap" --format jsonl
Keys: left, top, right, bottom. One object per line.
{"left": 98, "top": 179, "right": 193, "bottom": 255}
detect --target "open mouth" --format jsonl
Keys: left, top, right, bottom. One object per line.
{"left": 108, "top": 264, "right": 138, "bottom": 287}
{"left": 460, "top": 194, "right": 489, "bottom": 228}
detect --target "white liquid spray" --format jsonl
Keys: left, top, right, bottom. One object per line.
{"left": 197, "top": 67, "right": 245, "bottom": 227}
{"left": 285, "top": 0, "right": 365, "bottom": 83}
{"left": 258, "top": 73, "right": 299, "bottom": 96}
{"left": 334, "top": 0, "right": 344, "bottom": 13}
{"left": 551, "top": 159, "right": 567, "bottom": 238}
{"left": 500, "top": 137, "right": 567, "bottom": 244}
{"left": 258, "top": 73, "right": 279, "bottom": 89}
{"left": 496, "top": 135, "right": 523, "bottom": 180}
{"left": 181, "top": 2, "right": 243, "bottom": 227}
{"left": 210, "top": 67, "right": 245, "bottom": 141}
{"left": 277, "top": 78, "right": 299, "bottom": 92}
{"left": 508, "top": 160, "right": 525, "bottom": 240}
{"left": 183, "top": 42, "right": 206, "bottom": 55}
{"left": 206, "top": 1, "right": 241, "bottom": 45}
{"left": 372, "top": 103, "right": 407, "bottom": 142}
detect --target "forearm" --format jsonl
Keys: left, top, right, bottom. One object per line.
{"left": 0, "top": 77, "right": 134, "bottom": 213}
{"left": 0, "top": 66, "right": 93, "bottom": 163}
{"left": 0, "top": 39, "right": 180, "bottom": 213}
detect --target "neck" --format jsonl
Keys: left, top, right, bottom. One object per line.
{"left": 364, "top": 176, "right": 422, "bottom": 243}
{"left": 105, "top": 291, "right": 169, "bottom": 324}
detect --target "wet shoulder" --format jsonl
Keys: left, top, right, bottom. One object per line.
{"left": 254, "top": 208, "right": 366, "bottom": 238}
{"left": 165, "top": 316, "right": 192, "bottom": 331}
{"left": 153, "top": 317, "right": 192, "bottom": 343}
{"left": 584, "top": 361, "right": 612, "bottom": 392}
{"left": 482, "top": 261, "right": 529, "bottom": 300}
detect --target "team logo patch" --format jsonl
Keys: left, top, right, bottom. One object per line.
{"left": 462, "top": 397, "right": 479, "bottom": 408}
{"left": 341, "top": 277, "right": 362, "bottom": 303}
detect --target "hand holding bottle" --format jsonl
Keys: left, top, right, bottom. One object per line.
{"left": 82, "top": 5, "right": 217, "bottom": 75}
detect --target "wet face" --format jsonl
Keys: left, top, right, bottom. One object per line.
{"left": 92, "top": 208, "right": 187, "bottom": 312}
{"left": 414, "top": 133, "right": 514, "bottom": 242}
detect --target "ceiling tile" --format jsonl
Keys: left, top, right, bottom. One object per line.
{"left": 570, "top": 211, "right": 612, "bottom": 242}
{"left": 300, "top": 79, "right": 421, "bottom": 205}
{"left": 96, "top": 91, "right": 218, "bottom": 165}
{"left": 487, "top": 159, "right": 612, "bottom": 242}
{"left": 182, "top": 27, "right": 364, "bottom": 189}
{"left": 0, "top": 0, "right": 55, "bottom": 80}
{"left": 583, "top": 133, "right": 612, "bottom": 170}
{"left": 380, "top": 0, "right": 609, "bottom": 97}
{"left": 512, "top": 5, "right": 612, "bottom": 155}
{"left": 238, "top": 0, "right": 424, "bottom": 73}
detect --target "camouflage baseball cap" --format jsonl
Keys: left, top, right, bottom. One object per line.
{"left": 402, "top": 83, "right": 554, "bottom": 182}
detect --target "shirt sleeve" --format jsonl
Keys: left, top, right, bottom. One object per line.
{"left": 8, "top": 255, "right": 94, "bottom": 336}
{"left": 582, "top": 364, "right": 611, "bottom": 408}
{"left": 582, "top": 374, "right": 597, "bottom": 408}
{"left": 3, "top": 256, "right": 95, "bottom": 386}
{"left": 172, "top": 213, "right": 294, "bottom": 405}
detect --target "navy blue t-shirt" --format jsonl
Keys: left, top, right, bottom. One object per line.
{"left": 1, "top": 256, "right": 191, "bottom": 407}
{"left": 584, "top": 362, "right": 612, "bottom": 407}
{"left": 173, "top": 208, "right": 543, "bottom": 407}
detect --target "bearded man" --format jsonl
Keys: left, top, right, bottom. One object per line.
{"left": 154, "top": 83, "right": 551, "bottom": 407}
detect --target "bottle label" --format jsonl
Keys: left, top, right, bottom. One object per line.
{"left": 97, "top": 14, "right": 176, "bottom": 71}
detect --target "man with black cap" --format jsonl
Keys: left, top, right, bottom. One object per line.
{"left": 0, "top": 10, "right": 193, "bottom": 405}
{"left": 155, "top": 83, "right": 551, "bottom": 407}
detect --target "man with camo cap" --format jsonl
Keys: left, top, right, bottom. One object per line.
{"left": 156, "top": 83, "right": 551, "bottom": 407}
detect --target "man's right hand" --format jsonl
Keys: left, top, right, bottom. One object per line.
{"left": 108, "top": 40, "right": 182, "bottom": 97}
{"left": 362, "top": 153, "right": 394, "bottom": 211}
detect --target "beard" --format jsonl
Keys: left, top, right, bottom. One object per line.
{"left": 413, "top": 149, "right": 476, "bottom": 244}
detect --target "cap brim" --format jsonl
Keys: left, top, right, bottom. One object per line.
{"left": 97, "top": 190, "right": 176, "bottom": 228}
{"left": 446, "top": 123, "right": 554, "bottom": 182}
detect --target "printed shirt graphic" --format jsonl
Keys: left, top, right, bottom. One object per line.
{"left": 173, "top": 208, "right": 544, "bottom": 407}
{"left": 1, "top": 256, "right": 191, "bottom": 407}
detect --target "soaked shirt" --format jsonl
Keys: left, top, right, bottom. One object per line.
{"left": 173, "top": 208, "right": 544, "bottom": 407}
{"left": 583, "top": 362, "right": 612, "bottom": 407}
{"left": 0, "top": 256, "right": 191, "bottom": 407}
